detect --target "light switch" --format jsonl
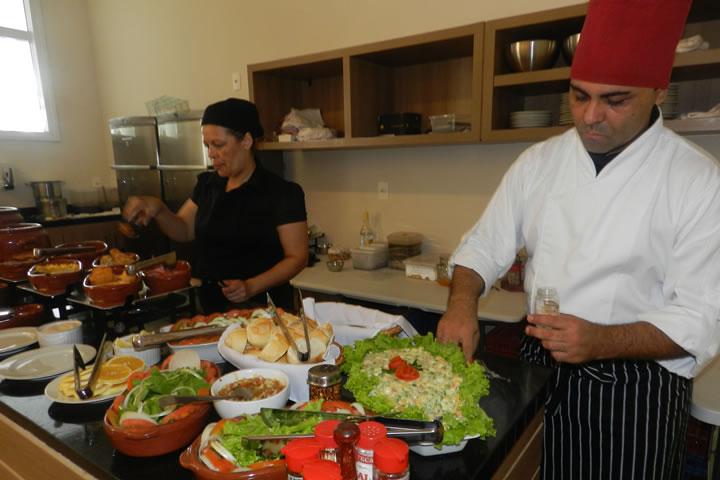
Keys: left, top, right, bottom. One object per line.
{"left": 232, "top": 72, "right": 241, "bottom": 91}
{"left": 378, "top": 181, "right": 389, "bottom": 200}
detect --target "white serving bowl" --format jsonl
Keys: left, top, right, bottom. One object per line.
{"left": 160, "top": 325, "right": 224, "bottom": 364}
{"left": 113, "top": 333, "right": 161, "bottom": 365}
{"left": 37, "top": 320, "right": 82, "bottom": 347}
{"left": 210, "top": 368, "right": 290, "bottom": 418}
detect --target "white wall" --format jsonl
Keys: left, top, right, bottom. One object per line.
{"left": 0, "top": 0, "right": 110, "bottom": 209}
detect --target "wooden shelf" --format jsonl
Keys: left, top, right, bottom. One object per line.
{"left": 258, "top": 131, "right": 478, "bottom": 151}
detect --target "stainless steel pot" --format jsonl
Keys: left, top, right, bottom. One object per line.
{"left": 27, "top": 181, "right": 64, "bottom": 200}
{"left": 38, "top": 198, "right": 67, "bottom": 219}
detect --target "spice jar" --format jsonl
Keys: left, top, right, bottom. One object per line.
{"left": 307, "top": 364, "right": 342, "bottom": 402}
{"left": 281, "top": 438, "right": 322, "bottom": 480}
{"left": 334, "top": 421, "right": 360, "bottom": 480}
{"left": 356, "top": 421, "right": 388, "bottom": 480}
{"left": 313, "top": 420, "right": 340, "bottom": 462}
{"left": 303, "top": 459, "right": 342, "bottom": 480}
{"left": 374, "top": 438, "right": 410, "bottom": 480}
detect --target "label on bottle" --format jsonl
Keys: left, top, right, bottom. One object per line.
{"left": 356, "top": 446, "right": 374, "bottom": 480}
{"left": 288, "top": 473, "right": 303, "bottom": 480}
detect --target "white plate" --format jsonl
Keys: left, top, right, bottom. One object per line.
{"left": 0, "top": 327, "right": 38, "bottom": 355}
{"left": 410, "top": 434, "right": 480, "bottom": 456}
{"left": 0, "top": 344, "right": 96, "bottom": 381}
{"left": 44, "top": 371, "right": 119, "bottom": 404}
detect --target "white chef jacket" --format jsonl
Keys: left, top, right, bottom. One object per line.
{"left": 452, "top": 116, "right": 720, "bottom": 378}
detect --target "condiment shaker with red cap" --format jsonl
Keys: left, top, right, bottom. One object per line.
{"left": 313, "top": 419, "right": 340, "bottom": 462}
{"left": 356, "top": 421, "right": 388, "bottom": 480}
{"left": 374, "top": 438, "right": 410, "bottom": 480}
{"left": 282, "top": 438, "right": 322, "bottom": 480}
{"left": 303, "top": 459, "right": 342, "bottom": 480}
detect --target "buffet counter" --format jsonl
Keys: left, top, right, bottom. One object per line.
{"left": 0, "top": 354, "right": 551, "bottom": 480}
{"left": 292, "top": 259, "right": 528, "bottom": 322}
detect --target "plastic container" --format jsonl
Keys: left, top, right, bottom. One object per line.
{"left": 37, "top": 320, "right": 82, "bottom": 347}
{"left": 374, "top": 438, "right": 409, "bottom": 479}
{"left": 313, "top": 419, "right": 340, "bottom": 462}
{"left": 281, "top": 438, "right": 322, "bottom": 480}
{"left": 303, "top": 460, "right": 342, "bottom": 480}
{"left": 429, "top": 113, "right": 471, "bottom": 133}
{"left": 387, "top": 232, "right": 423, "bottom": 270}
{"left": 350, "top": 243, "right": 388, "bottom": 270}
{"left": 404, "top": 254, "right": 440, "bottom": 281}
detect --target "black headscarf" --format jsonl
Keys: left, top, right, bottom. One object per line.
{"left": 201, "top": 98, "right": 264, "bottom": 139}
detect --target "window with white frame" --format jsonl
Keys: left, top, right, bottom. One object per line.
{"left": 0, "top": 0, "right": 58, "bottom": 140}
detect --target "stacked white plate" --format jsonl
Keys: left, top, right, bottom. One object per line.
{"left": 661, "top": 83, "right": 680, "bottom": 119}
{"left": 510, "top": 110, "right": 552, "bottom": 128}
{"left": 559, "top": 94, "right": 573, "bottom": 126}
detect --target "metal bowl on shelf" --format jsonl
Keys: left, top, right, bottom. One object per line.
{"left": 506, "top": 39, "right": 559, "bottom": 72}
{"left": 562, "top": 33, "right": 581, "bottom": 64}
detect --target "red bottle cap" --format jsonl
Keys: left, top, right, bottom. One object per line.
{"left": 303, "top": 459, "right": 342, "bottom": 480}
{"left": 358, "top": 421, "right": 388, "bottom": 450}
{"left": 373, "top": 438, "right": 409, "bottom": 474}
{"left": 281, "top": 438, "right": 322, "bottom": 473}
{"left": 313, "top": 419, "right": 340, "bottom": 449}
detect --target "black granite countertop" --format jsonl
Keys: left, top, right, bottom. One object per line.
{"left": 0, "top": 353, "right": 551, "bottom": 480}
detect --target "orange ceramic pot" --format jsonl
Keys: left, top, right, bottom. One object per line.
{"left": 0, "top": 207, "right": 23, "bottom": 227}
{"left": 54, "top": 240, "right": 108, "bottom": 271}
{"left": 0, "top": 304, "right": 45, "bottom": 329}
{"left": 83, "top": 272, "right": 141, "bottom": 308}
{"left": 140, "top": 260, "right": 192, "bottom": 296}
{"left": 0, "top": 223, "right": 50, "bottom": 262}
{"left": 27, "top": 259, "right": 83, "bottom": 295}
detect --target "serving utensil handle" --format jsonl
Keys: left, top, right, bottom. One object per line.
{"left": 132, "top": 325, "right": 226, "bottom": 350}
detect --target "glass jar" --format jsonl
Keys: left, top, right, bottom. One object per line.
{"left": 307, "top": 364, "right": 342, "bottom": 402}
{"left": 436, "top": 255, "right": 450, "bottom": 287}
{"left": 535, "top": 287, "right": 560, "bottom": 315}
{"left": 374, "top": 438, "right": 409, "bottom": 480}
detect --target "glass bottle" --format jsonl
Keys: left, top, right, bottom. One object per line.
{"left": 307, "top": 364, "right": 342, "bottom": 402}
{"left": 359, "top": 211, "right": 375, "bottom": 248}
{"left": 436, "top": 255, "right": 451, "bottom": 286}
{"left": 281, "top": 438, "right": 322, "bottom": 480}
{"left": 535, "top": 287, "right": 560, "bottom": 315}
{"left": 356, "top": 421, "right": 387, "bottom": 480}
{"left": 333, "top": 421, "right": 360, "bottom": 480}
{"left": 313, "top": 419, "right": 340, "bottom": 462}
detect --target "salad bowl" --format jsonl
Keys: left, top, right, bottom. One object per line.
{"left": 103, "top": 354, "right": 220, "bottom": 457}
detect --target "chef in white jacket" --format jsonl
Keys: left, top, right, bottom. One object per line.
{"left": 437, "top": 0, "right": 720, "bottom": 478}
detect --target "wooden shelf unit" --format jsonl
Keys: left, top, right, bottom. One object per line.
{"left": 249, "top": 24, "right": 484, "bottom": 151}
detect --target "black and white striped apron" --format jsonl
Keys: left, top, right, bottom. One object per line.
{"left": 521, "top": 336, "right": 692, "bottom": 480}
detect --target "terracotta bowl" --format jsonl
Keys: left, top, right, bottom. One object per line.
{"left": 54, "top": 240, "right": 108, "bottom": 270}
{"left": 0, "top": 304, "right": 44, "bottom": 329}
{"left": 0, "top": 254, "right": 46, "bottom": 281}
{"left": 0, "top": 207, "right": 23, "bottom": 227}
{"left": 103, "top": 358, "right": 220, "bottom": 457}
{"left": 83, "top": 272, "right": 141, "bottom": 308}
{"left": 180, "top": 434, "right": 287, "bottom": 480}
{"left": 0, "top": 222, "right": 50, "bottom": 263}
{"left": 27, "top": 259, "right": 83, "bottom": 295}
{"left": 92, "top": 252, "right": 139, "bottom": 274}
{"left": 140, "top": 260, "right": 192, "bottom": 296}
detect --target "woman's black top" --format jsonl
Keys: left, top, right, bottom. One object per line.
{"left": 190, "top": 166, "right": 306, "bottom": 310}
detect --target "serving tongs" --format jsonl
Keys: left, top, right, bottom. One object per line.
{"left": 33, "top": 245, "right": 96, "bottom": 257}
{"left": 126, "top": 251, "right": 177, "bottom": 275}
{"left": 131, "top": 325, "right": 226, "bottom": 350}
{"left": 296, "top": 288, "right": 311, "bottom": 362}
{"left": 266, "top": 292, "right": 308, "bottom": 362}
{"left": 74, "top": 333, "right": 110, "bottom": 400}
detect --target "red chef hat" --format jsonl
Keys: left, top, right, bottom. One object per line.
{"left": 571, "top": 0, "right": 692, "bottom": 88}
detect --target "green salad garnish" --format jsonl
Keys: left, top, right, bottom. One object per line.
{"left": 342, "top": 333, "right": 495, "bottom": 446}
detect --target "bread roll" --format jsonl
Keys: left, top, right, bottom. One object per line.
{"left": 225, "top": 327, "right": 247, "bottom": 353}
{"left": 258, "top": 329, "right": 290, "bottom": 362}
{"left": 247, "top": 317, "right": 273, "bottom": 347}
{"left": 287, "top": 329, "right": 330, "bottom": 364}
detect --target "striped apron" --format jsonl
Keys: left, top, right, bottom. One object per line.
{"left": 521, "top": 336, "right": 692, "bottom": 480}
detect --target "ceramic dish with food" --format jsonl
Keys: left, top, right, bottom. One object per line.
{"left": 53, "top": 240, "right": 108, "bottom": 270}
{"left": 163, "top": 310, "right": 252, "bottom": 364}
{"left": 218, "top": 308, "right": 339, "bottom": 402}
{"left": 140, "top": 260, "right": 192, "bottom": 296}
{"left": 92, "top": 248, "right": 139, "bottom": 272}
{"left": 37, "top": 319, "right": 82, "bottom": 347}
{"left": 210, "top": 368, "right": 289, "bottom": 418}
{"left": 83, "top": 266, "right": 141, "bottom": 308}
{"left": 0, "top": 252, "right": 45, "bottom": 281}
{"left": 342, "top": 333, "right": 495, "bottom": 453}
{"left": 103, "top": 351, "right": 220, "bottom": 457}
{"left": 113, "top": 331, "right": 161, "bottom": 365}
{"left": 45, "top": 354, "right": 145, "bottom": 404}
{"left": 27, "top": 258, "right": 83, "bottom": 295}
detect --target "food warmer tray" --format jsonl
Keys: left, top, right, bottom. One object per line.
{"left": 66, "top": 278, "right": 200, "bottom": 311}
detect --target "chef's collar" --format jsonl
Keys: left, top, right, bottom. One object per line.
{"left": 589, "top": 105, "right": 660, "bottom": 175}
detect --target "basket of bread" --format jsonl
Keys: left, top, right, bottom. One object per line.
{"left": 218, "top": 308, "right": 340, "bottom": 402}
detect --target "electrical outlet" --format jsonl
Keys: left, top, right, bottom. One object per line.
{"left": 232, "top": 72, "right": 241, "bottom": 91}
{"left": 378, "top": 181, "right": 389, "bottom": 200}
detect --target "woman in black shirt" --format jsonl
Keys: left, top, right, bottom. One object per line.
{"left": 122, "top": 98, "right": 307, "bottom": 311}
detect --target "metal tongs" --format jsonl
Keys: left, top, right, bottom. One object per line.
{"left": 126, "top": 251, "right": 177, "bottom": 275}
{"left": 266, "top": 292, "right": 308, "bottom": 362}
{"left": 74, "top": 333, "right": 110, "bottom": 400}
{"left": 297, "top": 288, "right": 311, "bottom": 362}
{"left": 33, "top": 245, "right": 96, "bottom": 257}
{"left": 131, "top": 325, "right": 226, "bottom": 350}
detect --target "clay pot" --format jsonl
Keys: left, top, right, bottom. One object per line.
{"left": 140, "top": 260, "right": 192, "bottom": 296}
{"left": 0, "top": 207, "right": 23, "bottom": 227}
{"left": 0, "top": 223, "right": 50, "bottom": 262}
{"left": 27, "top": 259, "right": 83, "bottom": 295}
{"left": 53, "top": 240, "right": 108, "bottom": 271}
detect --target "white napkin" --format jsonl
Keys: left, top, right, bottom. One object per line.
{"left": 676, "top": 34, "right": 709, "bottom": 54}
{"left": 302, "top": 298, "right": 418, "bottom": 346}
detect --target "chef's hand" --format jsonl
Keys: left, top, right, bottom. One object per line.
{"left": 122, "top": 196, "right": 164, "bottom": 226}
{"left": 526, "top": 313, "right": 600, "bottom": 363}
{"left": 220, "top": 279, "right": 253, "bottom": 304}
{"left": 437, "top": 309, "right": 479, "bottom": 363}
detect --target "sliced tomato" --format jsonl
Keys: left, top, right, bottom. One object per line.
{"left": 190, "top": 314, "right": 207, "bottom": 326}
{"left": 201, "top": 446, "right": 236, "bottom": 473}
{"left": 248, "top": 459, "right": 285, "bottom": 470}
{"left": 321, "top": 400, "right": 361, "bottom": 415}
{"left": 126, "top": 370, "right": 149, "bottom": 390}
{"left": 160, "top": 404, "right": 198, "bottom": 424}
{"left": 120, "top": 418, "right": 156, "bottom": 431}
{"left": 395, "top": 363, "right": 420, "bottom": 381}
{"left": 388, "top": 356, "right": 407, "bottom": 370}
{"left": 205, "top": 312, "right": 224, "bottom": 322}
{"left": 197, "top": 386, "right": 210, "bottom": 396}
{"left": 106, "top": 409, "right": 120, "bottom": 427}
{"left": 111, "top": 394, "right": 125, "bottom": 414}
{"left": 211, "top": 419, "right": 230, "bottom": 437}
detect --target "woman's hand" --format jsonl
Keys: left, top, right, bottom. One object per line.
{"left": 220, "top": 279, "right": 254, "bottom": 304}
{"left": 122, "top": 196, "right": 164, "bottom": 226}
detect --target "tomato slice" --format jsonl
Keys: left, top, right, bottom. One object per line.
{"left": 202, "top": 446, "right": 236, "bottom": 473}
{"left": 160, "top": 404, "right": 198, "bottom": 424}
{"left": 388, "top": 356, "right": 407, "bottom": 370}
{"left": 395, "top": 363, "right": 420, "bottom": 381}
{"left": 321, "top": 400, "right": 361, "bottom": 415}
{"left": 120, "top": 418, "right": 156, "bottom": 430}
{"left": 111, "top": 394, "right": 125, "bottom": 414}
